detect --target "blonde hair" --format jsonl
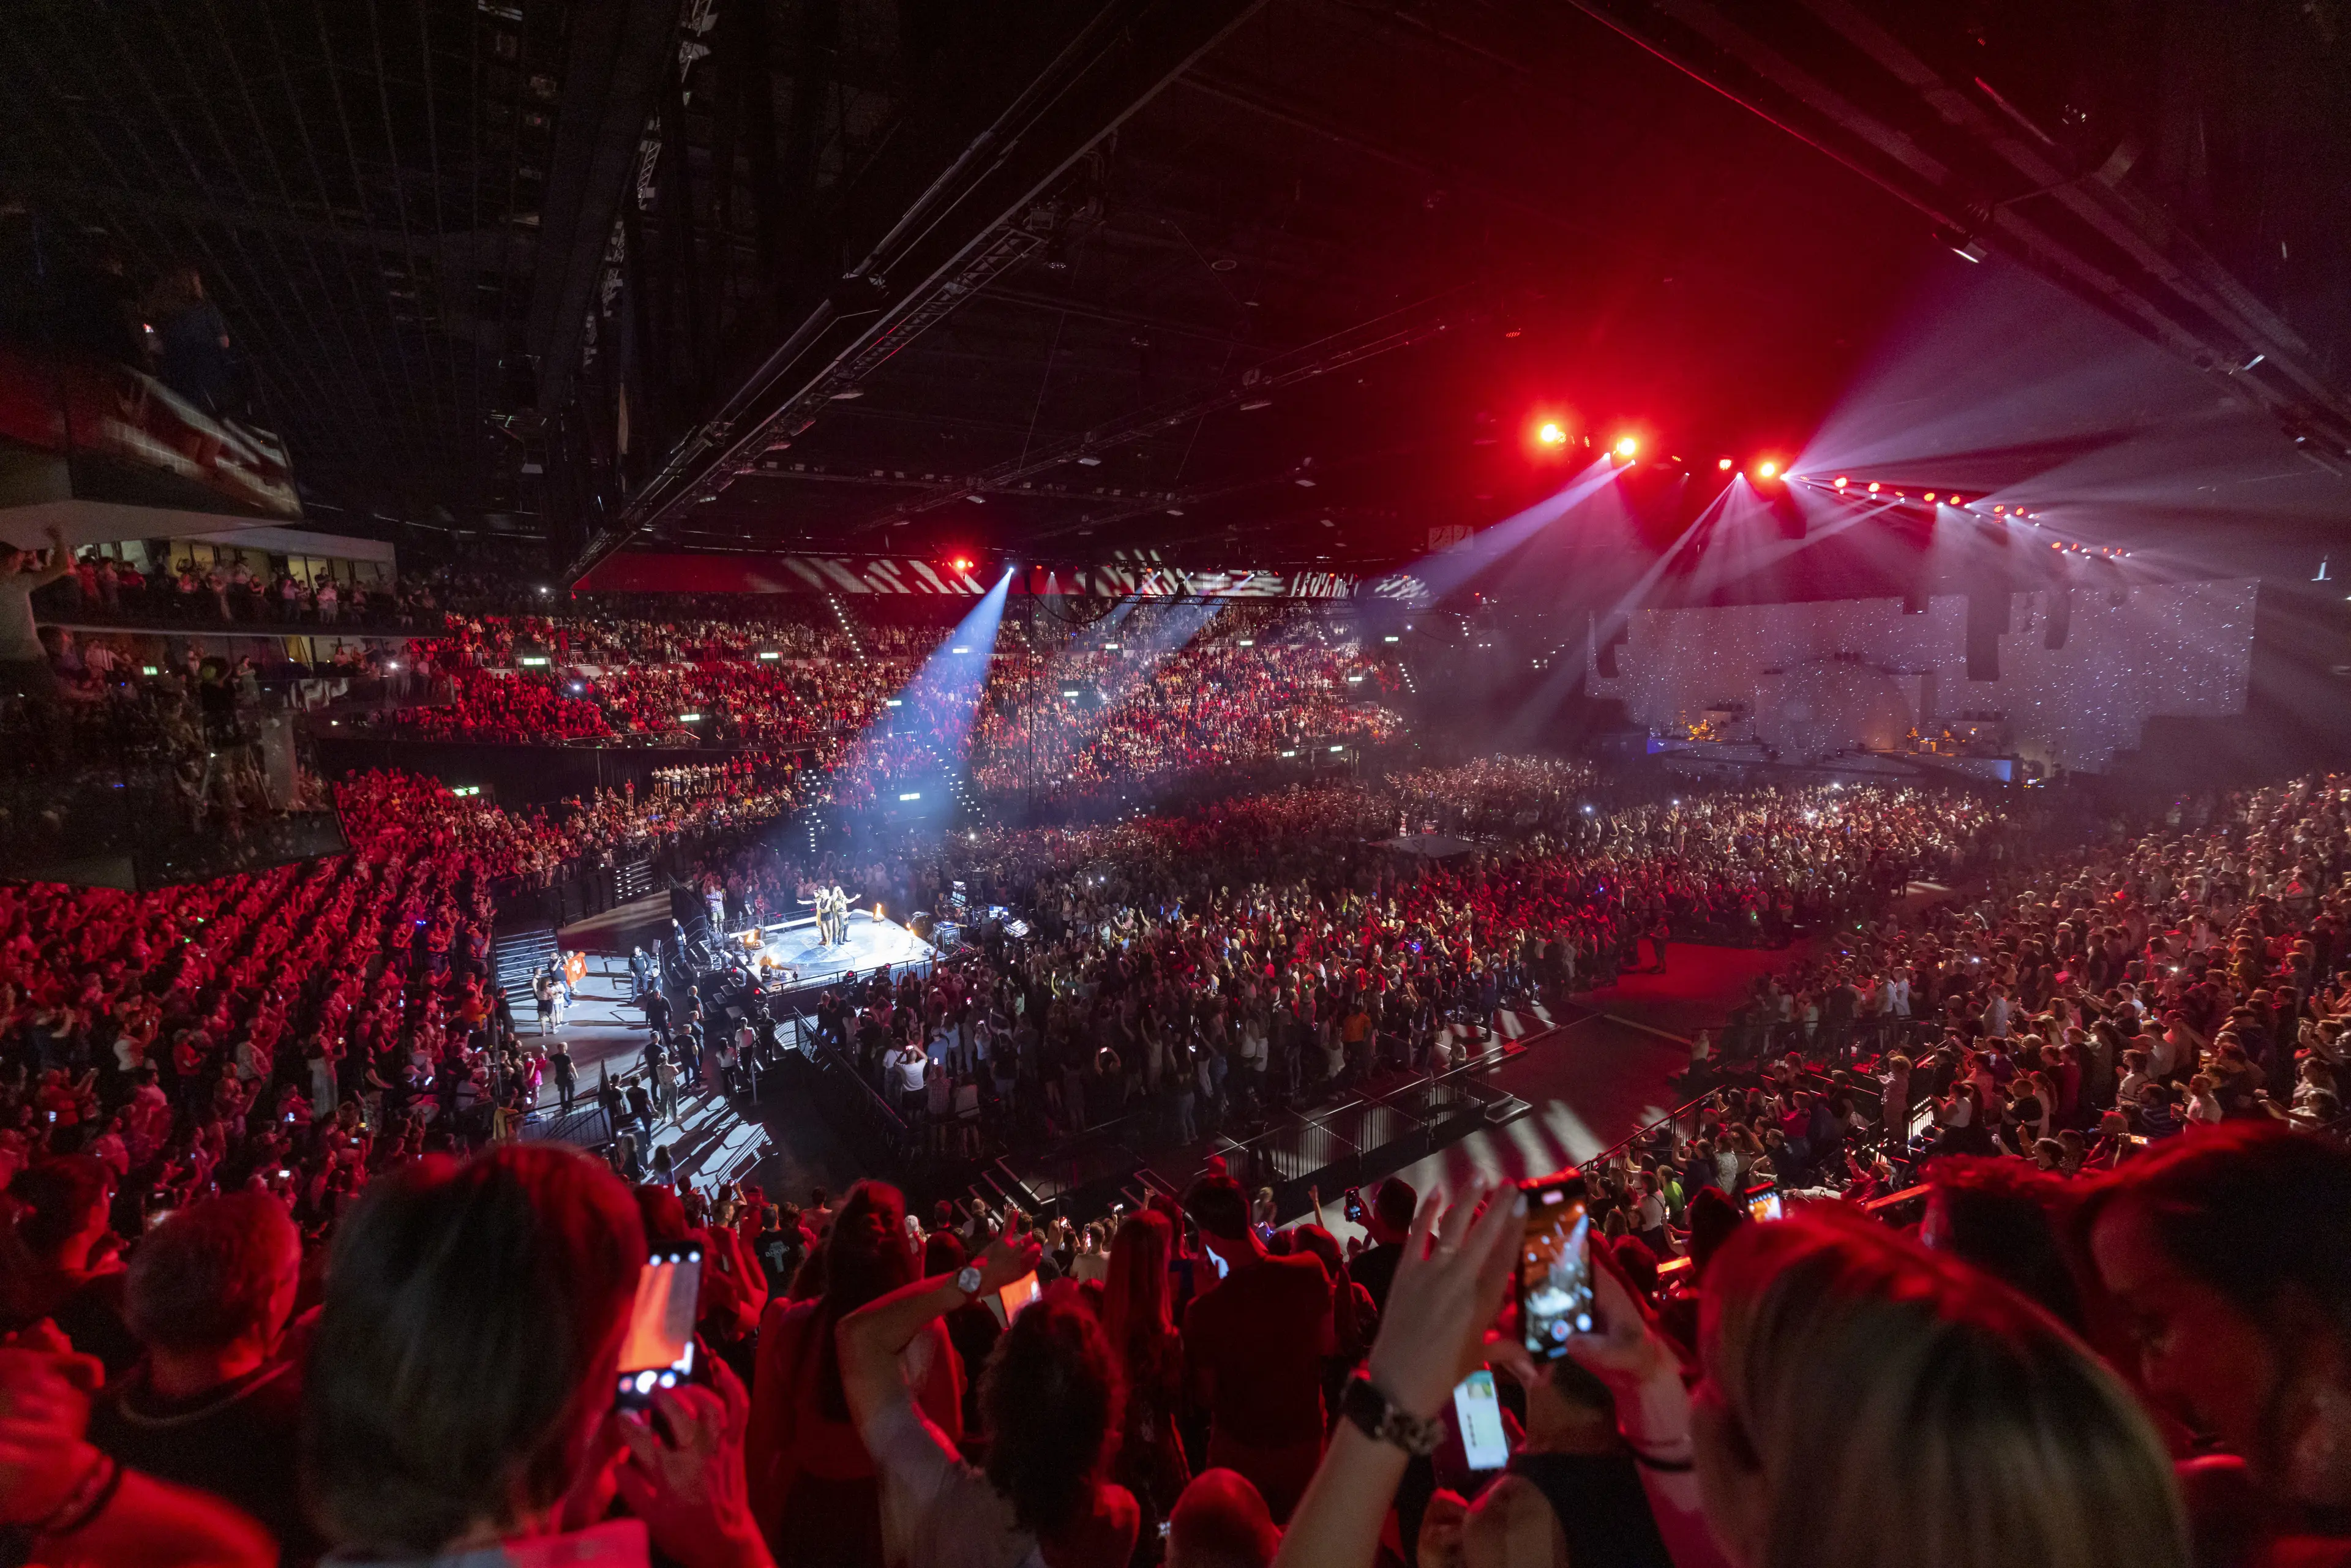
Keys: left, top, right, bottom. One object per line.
{"left": 1700, "top": 1208, "right": 2187, "bottom": 1568}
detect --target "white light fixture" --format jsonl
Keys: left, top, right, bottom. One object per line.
{"left": 1383, "top": 635, "right": 1399, "bottom": 643}
{"left": 519, "top": 655, "right": 549, "bottom": 666}
{"left": 1329, "top": 745, "right": 1344, "bottom": 753}
{"left": 952, "top": 646, "right": 970, "bottom": 653}
{"left": 886, "top": 698, "right": 903, "bottom": 707}
{"left": 758, "top": 650, "right": 781, "bottom": 660}
{"left": 898, "top": 791, "right": 921, "bottom": 802}
{"left": 678, "top": 713, "right": 702, "bottom": 722}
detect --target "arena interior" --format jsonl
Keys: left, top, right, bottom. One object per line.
{"left": 4, "top": 5, "right": 2351, "bottom": 1567}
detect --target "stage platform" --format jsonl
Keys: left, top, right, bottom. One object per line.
{"left": 721, "top": 909, "right": 937, "bottom": 996}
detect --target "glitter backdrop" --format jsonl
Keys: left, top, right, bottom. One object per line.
{"left": 1588, "top": 579, "right": 2258, "bottom": 772}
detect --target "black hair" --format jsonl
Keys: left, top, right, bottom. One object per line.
{"left": 978, "top": 1283, "right": 1123, "bottom": 1539}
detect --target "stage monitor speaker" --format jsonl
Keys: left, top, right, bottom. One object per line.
{"left": 2044, "top": 586, "right": 2072, "bottom": 650}
{"left": 1966, "top": 589, "right": 2003, "bottom": 681}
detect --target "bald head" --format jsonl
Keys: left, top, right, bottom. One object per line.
{"left": 1168, "top": 1468, "right": 1279, "bottom": 1568}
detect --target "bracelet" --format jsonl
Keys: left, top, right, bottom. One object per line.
{"left": 20, "top": 1450, "right": 118, "bottom": 1540}
{"left": 1338, "top": 1375, "right": 1446, "bottom": 1457}
{"left": 1625, "top": 1444, "right": 1697, "bottom": 1472}
{"left": 42, "top": 1455, "right": 123, "bottom": 1540}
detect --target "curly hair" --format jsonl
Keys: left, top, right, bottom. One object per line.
{"left": 978, "top": 1283, "right": 1123, "bottom": 1539}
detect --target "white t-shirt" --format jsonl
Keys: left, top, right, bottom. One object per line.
{"left": 861, "top": 1381, "right": 1044, "bottom": 1568}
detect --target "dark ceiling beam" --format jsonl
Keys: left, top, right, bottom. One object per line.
{"left": 847, "top": 284, "right": 1477, "bottom": 534}
{"left": 559, "top": 0, "right": 1273, "bottom": 586}
{"left": 528, "top": 0, "right": 685, "bottom": 416}
{"left": 1564, "top": 0, "right": 2351, "bottom": 471}
{"left": 978, "top": 285, "right": 1248, "bottom": 347}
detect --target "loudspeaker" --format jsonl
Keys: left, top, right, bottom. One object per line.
{"left": 2044, "top": 586, "right": 2071, "bottom": 650}
{"left": 1966, "top": 590, "right": 2004, "bottom": 681}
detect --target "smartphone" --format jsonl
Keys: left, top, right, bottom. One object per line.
{"left": 1205, "top": 1247, "right": 1230, "bottom": 1281}
{"left": 1453, "top": 1369, "right": 1511, "bottom": 1471}
{"left": 1343, "top": 1187, "right": 1367, "bottom": 1225}
{"left": 1745, "top": 1185, "right": 1783, "bottom": 1223}
{"left": 615, "top": 1244, "right": 703, "bottom": 1409}
{"left": 995, "top": 1270, "right": 1041, "bottom": 1324}
{"left": 1517, "top": 1170, "right": 1597, "bottom": 1359}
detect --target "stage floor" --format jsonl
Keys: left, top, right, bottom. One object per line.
{"left": 728, "top": 909, "right": 936, "bottom": 993}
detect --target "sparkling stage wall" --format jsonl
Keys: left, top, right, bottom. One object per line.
{"left": 1588, "top": 579, "right": 2259, "bottom": 772}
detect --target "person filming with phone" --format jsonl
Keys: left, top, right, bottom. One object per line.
{"left": 838, "top": 1226, "right": 1138, "bottom": 1567}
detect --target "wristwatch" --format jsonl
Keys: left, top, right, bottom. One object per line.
{"left": 954, "top": 1264, "right": 985, "bottom": 1296}
{"left": 1338, "top": 1375, "right": 1445, "bottom": 1457}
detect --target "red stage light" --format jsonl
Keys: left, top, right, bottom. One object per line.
{"left": 1834, "top": 476, "right": 1848, "bottom": 489}
{"left": 1924, "top": 492, "right": 1937, "bottom": 503}
{"left": 1758, "top": 460, "right": 1779, "bottom": 479}
{"left": 1537, "top": 421, "right": 1567, "bottom": 446}
{"left": 1613, "top": 435, "right": 1638, "bottom": 459}
{"left": 1717, "top": 457, "right": 1733, "bottom": 471}
{"left": 1866, "top": 481, "right": 1880, "bottom": 493}
{"left": 951, "top": 557, "right": 974, "bottom": 572}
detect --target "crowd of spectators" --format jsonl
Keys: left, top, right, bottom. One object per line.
{"left": 5, "top": 758, "right": 2351, "bottom": 1567}
{"left": 361, "top": 601, "right": 1402, "bottom": 809}
{"left": 674, "top": 772, "right": 2001, "bottom": 1166}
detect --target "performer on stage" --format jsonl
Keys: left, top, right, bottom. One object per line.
{"left": 826, "top": 883, "right": 849, "bottom": 946}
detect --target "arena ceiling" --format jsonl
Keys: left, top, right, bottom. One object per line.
{"left": 4, "top": 0, "right": 2345, "bottom": 576}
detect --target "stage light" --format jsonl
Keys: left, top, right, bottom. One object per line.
{"left": 1613, "top": 436, "right": 1638, "bottom": 459}
{"left": 1865, "top": 482, "right": 1879, "bottom": 494}
{"left": 1758, "top": 460, "right": 1779, "bottom": 479}
{"left": 1834, "top": 476, "right": 1848, "bottom": 489}
{"left": 757, "top": 650, "right": 781, "bottom": 659}
{"left": 1717, "top": 457, "right": 1733, "bottom": 471}
{"left": 951, "top": 557, "right": 973, "bottom": 572}
{"left": 1993, "top": 505, "right": 2006, "bottom": 515}
{"left": 678, "top": 713, "right": 702, "bottom": 722}
{"left": 1537, "top": 421, "right": 1567, "bottom": 445}
{"left": 1924, "top": 492, "right": 1937, "bottom": 503}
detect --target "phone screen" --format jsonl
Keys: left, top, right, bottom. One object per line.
{"left": 1747, "top": 1190, "right": 1783, "bottom": 1223}
{"left": 1206, "top": 1247, "right": 1230, "bottom": 1281}
{"left": 1518, "top": 1174, "right": 1596, "bottom": 1359}
{"left": 615, "top": 1245, "right": 702, "bottom": 1406}
{"left": 1453, "top": 1370, "right": 1510, "bottom": 1471}
{"left": 997, "top": 1271, "right": 1041, "bottom": 1323}
{"left": 1343, "top": 1187, "right": 1366, "bottom": 1225}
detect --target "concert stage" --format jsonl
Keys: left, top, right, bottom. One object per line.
{"left": 723, "top": 908, "right": 937, "bottom": 996}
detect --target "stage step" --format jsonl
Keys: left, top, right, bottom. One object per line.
{"left": 615, "top": 855, "right": 654, "bottom": 902}
{"left": 1480, "top": 1092, "right": 1534, "bottom": 1126}
{"left": 492, "top": 923, "right": 555, "bottom": 997}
